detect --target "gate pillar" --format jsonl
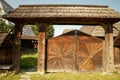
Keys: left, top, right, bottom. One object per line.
{"left": 13, "top": 23, "right": 23, "bottom": 73}
{"left": 102, "top": 23, "right": 114, "bottom": 73}
{"left": 37, "top": 24, "right": 48, "bottom": 74}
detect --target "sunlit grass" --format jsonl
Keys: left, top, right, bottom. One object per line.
{"left": 0, "top": 72, "right": 21, "bottom": 80}
{"left": 30, "top": 72, "right": 120, "bottom": 80}
{"left": 21, "top": 49, "right": 37, "bottom": 70}
{"left": 0, "top": 72, "right": 120, "bottom": 80}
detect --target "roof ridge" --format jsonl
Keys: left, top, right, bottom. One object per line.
{"left": 19, "top": 4, "right": 108, "bottom": 8}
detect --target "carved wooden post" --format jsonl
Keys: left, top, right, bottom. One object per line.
{"left": 13, "top": 23, "right": 23, "bottom": 73}
{"left": 102, "top": 23, "right": 114, "bottom": 73}
{"left": 37, "top": 24, "right": 47, "bottom": 74}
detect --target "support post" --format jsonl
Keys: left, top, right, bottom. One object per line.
{"left": 102, "top": 23, "right": 114, "bottom": 73}
{"left": 13, "top": 23, "right": 23, "bottom": 73}
{"left": 37, "top": 24, "right": 47, "bottom": 74}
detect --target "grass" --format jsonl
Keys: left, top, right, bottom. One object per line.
{"left": 0, "top": 50, "right": 120, "bottom": 80}
{"left": 0, "top": 72, "right": 21, "bottom": 80}
{"left": 0, "top": 72, "right": 120, "bottom": 80}
{"left": 30, "top": 72, "right": 120, "bottom": 80}
{"left": 21, "top": 49, "right": 37, "bottom": 70}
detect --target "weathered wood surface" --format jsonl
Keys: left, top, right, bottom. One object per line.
{"left": 114, "top": 47, "right": 120, "bottom": 65}
{"left": 47, "top": 30, "right": 103, "bottom": 72}
{"left": 37, "top": 24, "right": 47, "bottom": 73}
{"left": 77, "top": 35, "right": 103, "bottom": 71}
{"left": 103, "top": 24, "right": 114, "bottom": 72}
{"left": 0, "top": 49, "right": 13, "bottom": 65}
{"left": 77, "top": 42, "right": 103, "bottom": 71}
{"left": 0, "top": 33, "right": 14, "bottom": 65}
{"left": 47, "top": 36, "right": 74, "bottom": 72}
{"left": 13, "top": 24, "right": 23, "bottom": 73}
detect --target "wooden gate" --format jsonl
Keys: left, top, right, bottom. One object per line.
{"left": 77, "top": 43, "right": 103, "bottom": 71}
{"left": 47, "top": 36, "right": 75, "bottom": 72}
{"left": 76, "top": 36, "right": 103, "bottom": 71}
{"left": 47, "top": 30, "right": 103, "bottom": 72}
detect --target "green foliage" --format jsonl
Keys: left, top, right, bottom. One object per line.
{"left": 46, "top": 25, "right": 54, "bottom": 39}
{"left": 0, "top": 8, "right": 14, "bottom": 32}
{"left": 31, "top": 25, "right": 54, "bottom": 39}
{"left": 31, "top": 25, "right": 38, "bottom": 35}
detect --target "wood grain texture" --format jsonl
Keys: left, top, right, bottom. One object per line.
{"left": 37, "top": 24, "right": 46, "bottom": 73}
{"left": 47, "top": 30, "right": 103, "bottom": 72}
{"left": 13, "top": 24, "right": 23, "bottom": 73}
{"left": 47, "top": 36, "right": 74, "bottom": 72}
{"left": 77, "top": 42, "right": 102, "bottom": 71}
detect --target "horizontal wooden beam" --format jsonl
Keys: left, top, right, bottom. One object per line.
{"left": 6, "top": 18, "right": 119, "bottom": 25}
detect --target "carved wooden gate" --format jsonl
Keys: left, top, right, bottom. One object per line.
{"left": 47, "top": 30, "right": 103, "bottom": 72}
{"left": 76, "top": 36, "right": 103, "bottom": 71}
{"left": 77, "top": 42, "right": 103, "bottom": 71}
{"left": 47, "top": 36, "right": 75, "bottom": 72}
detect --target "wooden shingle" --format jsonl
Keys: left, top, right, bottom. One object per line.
{"left": 3, "top": 5, "right": 120, "bottom": 18}
{"left": 2, "top": 5, "right": 120, "bottom": 25}
{"left": 80, "top": 22, "right": 120, "bottom": 37}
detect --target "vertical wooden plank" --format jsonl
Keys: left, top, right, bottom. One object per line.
{"left": 37, "top": 24, "right": 47, "bottom": 74}
{"left": 114, "top": 47, "right": 120, "bottom": 65}
{"left": 73, "top": 30, "right": 78, "bottom": 72}
{"left": 13, "top": 23, "right": 23, "bottom": 73}
{"left": 103, "top": 23, "right": 114, "bottom": 73}
{"left": 102, "top": 40, "right": 106, "bottom": 71}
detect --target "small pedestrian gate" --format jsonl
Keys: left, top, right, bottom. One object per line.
{"left": 47, "top": 30, "right": 103, "bottom": 72}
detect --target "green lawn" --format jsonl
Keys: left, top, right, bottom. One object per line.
{"left": 21, "top": 52, "right": 37, "bottom": 70}
{"left": 0, "top": 73, "right": 21, "bottom": 80}
{"left": 0, "top": 72, "right": 120, "bottom": 80}
{"left": 30, "top": 72, "right": 120, "bottom": 80}
{"left": 0, "top": 50, "right": 120, "bottom": 80}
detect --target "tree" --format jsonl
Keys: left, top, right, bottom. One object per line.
{"left": 0, "top": 8, "right": 13, "bottom": 32}
{"left": 31, "top": 25, "right": 54, "bottom": 39}
{"left": 31, "top": 25, "right": 38, "bottom": 35}
{"left": 46, "top": 25, "right": 54, "bottom": 39}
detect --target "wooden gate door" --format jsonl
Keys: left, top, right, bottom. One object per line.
{"left": 47, "top": 36, "right": 75, "bottom": 72}
{"left": 77, "top": 41, "right": 103, "bottom": 71}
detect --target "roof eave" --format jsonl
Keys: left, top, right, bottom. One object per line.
{"left": 3, "top": 17, "right": 120, "bottom": 25}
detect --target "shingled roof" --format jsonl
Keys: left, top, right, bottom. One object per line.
{"left": 80, "top": 22, "right": 120, "bottom": 37}
{"left": 0, "top": 0, "right": 13, "bottom": 14}
{"left": 2, "top": 5, "right": 120, "bottom": 24}
{"left": 0, "top": 1, "right": 37, "bottom": 40}
{"left": 22, "top": 25, "right": 37, "bottom": 40}
{"left": 3, "top": 4, "right": 120, "bottom": 18}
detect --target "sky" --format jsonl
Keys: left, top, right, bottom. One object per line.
{"left": 6, "top": 0, "right": 120, "bottom": 36}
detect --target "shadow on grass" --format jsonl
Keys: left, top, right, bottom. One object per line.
{"left": 21, "top": 48, "right": 37, "bottom": 54}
